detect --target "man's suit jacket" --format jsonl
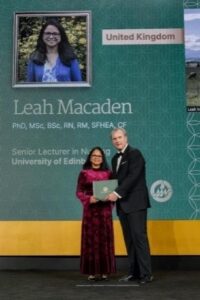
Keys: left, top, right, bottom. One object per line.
{"left": 112, "top": 145, "right": 150, "bottom": 214}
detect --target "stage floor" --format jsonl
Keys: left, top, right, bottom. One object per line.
{"left": 0, "top": 270, "right": 199, "bottom": 300}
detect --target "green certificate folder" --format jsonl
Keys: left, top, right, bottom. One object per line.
{"left": 93, "top": 179, "right": 118, "bottom": 201}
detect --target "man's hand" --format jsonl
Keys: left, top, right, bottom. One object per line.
{"left": 106, "top": 192, "right": 118, "bottom": 202}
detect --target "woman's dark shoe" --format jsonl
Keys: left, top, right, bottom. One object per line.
{"left": 88, "top": 275, "right": 96, "bottom": 281}
{"left": 101, "top": 274, "right": 108, "bottom": 280}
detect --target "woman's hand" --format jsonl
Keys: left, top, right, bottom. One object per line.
{"left": 90, "top": 195, "right": 97, "bottom": 204}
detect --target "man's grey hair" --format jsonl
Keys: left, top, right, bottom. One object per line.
{"left": 110, "top": 127, "right": 127, "bottom": 138}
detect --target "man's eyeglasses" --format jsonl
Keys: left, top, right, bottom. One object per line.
{"left": 43, "top": 32, "right": 60, "bottom": 37}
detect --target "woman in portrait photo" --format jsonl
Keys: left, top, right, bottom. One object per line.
{"left": 76, "top": 147, "right": 116, "bottom": 281}
{"left": 27, "top": 18, "right": 82, "bottom": 82}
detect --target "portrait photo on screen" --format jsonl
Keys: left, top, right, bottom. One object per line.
{"left": 13, "top": 11, "right": 92, "bottom": 88}
{"left": 184, "top": 8, "right": 200, "bottom": 111}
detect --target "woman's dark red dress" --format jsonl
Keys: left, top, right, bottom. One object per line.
{"left": 76, "top": 169, "right": 116, "bottom": 275}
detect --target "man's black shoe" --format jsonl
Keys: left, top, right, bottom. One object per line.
{"left": 118, "top": 274, "right": 138, "bottom": 282}
{"left": 139, "top": 275, "right": 154, "bottom": 284}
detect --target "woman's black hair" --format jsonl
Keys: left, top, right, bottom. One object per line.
{"left": 83, "top": 147, "right": 109, "bottom": 170}
{"left": 30, "top": 18, "right": 76, "bottom": 66}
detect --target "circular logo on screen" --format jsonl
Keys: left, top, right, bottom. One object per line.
{"left": 150, "top": 180, "right": 173, "bottom": 202}
{"left": 103, "top": 187, "right": 109, "bottom": 192}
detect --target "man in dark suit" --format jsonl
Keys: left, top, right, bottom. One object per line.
{"left": 107, "top": 128, "right": 153, "bottom": 284}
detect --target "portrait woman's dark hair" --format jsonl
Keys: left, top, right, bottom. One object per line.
{"left": 30, "top": 18, "right": 76, "bottom": 66}
{"left": 83, "top": 147, "right": 109, "bottom": 170}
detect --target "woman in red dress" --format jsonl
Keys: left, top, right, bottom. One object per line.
{"left": 76, "top": 146, "right": 116, "bottom": 281}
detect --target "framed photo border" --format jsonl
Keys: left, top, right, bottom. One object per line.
{"left": 12, "top": 11, "right": 92, "bottom": 88}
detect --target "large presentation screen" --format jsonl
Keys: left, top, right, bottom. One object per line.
{"left": 0, "top": 0, "right": 199, "bottom": 255}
